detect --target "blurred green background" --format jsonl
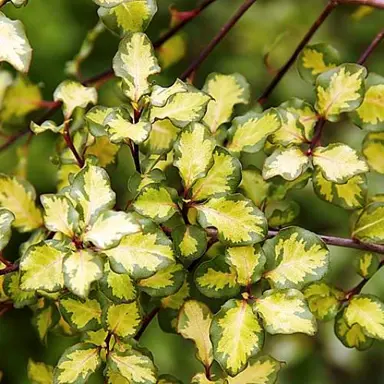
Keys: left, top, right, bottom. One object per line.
{"left": 1, "top": 0, "right": 384, "bottom": 383}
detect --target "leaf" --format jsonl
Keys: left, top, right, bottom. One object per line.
{"left": 59, "top": 295, "right": 102, "bottom": 331}
{"left": 210, "top": 299, "right": 264, "bottom": 376}
{"left": 254, "top": 289, "right": 317, "bottom": 335}
{"left": 264, "top": 227, "right": 329, "bottom": 289}
{"left": 20, "top": 240, "right": 68, "bottom": 292}
{"left": 138, "top": 263, "right": 185, "bottom": 297}
{"left": 265, "top": 199, "right": 300, "bottom": 228}
{"left": 107, "top": 348, "right": 157, "bottom": 384}
{"left": 173, "top": 123, "right": 215, "bottom": 190}
{"left": 191, "top": 147, "right": 242, "bottom": 201}
{"left": 362, "top": 132, "right": 384, "bottom": 174}
{"left": 177, "top": 300, "right": 213, "bottom": 368}
{"left": 298, "top": 43, "right": 340, "bottom": 84}
{"left": 344, "top": 294, "right": 384, "bottom": 340}
{"left": 82, "top": 328, "right": 108, "bottom": 347}
{"left": 227, "top": 355, "right": 282, "bottom": 384}
{"left": 3, "top": 272, "right": 36, "bottom": 308}
{"left": 226, "top": 109, "right": 281, "bottom": 154}
{"left": 158, "top": 374, "right": 183, "bottom": 384}
{"left": 0, "top": 174, "right": 43, "bottom": 232}
{"left": 31, "top": 120, "right": 64, "bottom": 134}
{"left": 150, "top": 79, "right": 188, "bottom": 107}
{"left": 238, "top": 167, "right": 269, "bottom": 208}
{"left": 150, "top": 86, "right": 211, "bottom": 128}
{"left": 63, "top": 249, "right": 104, "bottom": 298}
{"left": 70, "top": 164, "right": 116, "bottom": 226}
{"left": 268, "top": 171, "right": 311, "bottom": 200}
{"left": 93, "top": 0, "right": 125, "bottom": 7}
{"left": 335, "top": 309, "right": 373, "bottom": 350}
{"left": 191, "top": 374, "right": 225, "bottom": 384}
{"left": 53, "top": 80, "right": 97, "bottom": 118}
{"left": 352, "top": 73, "right": 384, "bottom": 131}
{"left": 172, "top": 225, "right": 207, "bottom": 264}
{"left": 312, "top": 143, "right": 368, "bottom": 184}
{"left": 133, "top": 184, "right": 178, "bottom": 223}
{"left": 0, "top": 12, "right": 32, "bottom": 72}
{"left": 0, "top": 70, "right": 13, "bottom": 110}
{"left": 113, "top": 32, "right": 160, "bottom": 102}
{"left": 195, "top": 254, "right": 239, "bottom": 299}
{"left": 303, "top": 282, "right": 344, "bottom": 321}
{"left": 161, "top": 279, "right": 190, "bottom": 310}
{"left": 352, "top": 202, "right": 384, "bottom": 244}
{"left": 354, "top": 252, "right": 380, "bottom": 279}
{"left": 104, "top": 301, "right": 142, "bottom": 339}
{"left": 263, "top": 147, "right": 310, "bottom": 181}
{"left": 196, "top": 194, "right": 267, "bottom": 246}
{"left": 225, "top": 244, "right": 265, "bottom": 286}
{"left": 85, "top": 136, "right": 120, "bottom": 167}
{"left": 315, "top": 63, "right": 367, "bottom": 121}
{"left": 53, "top": 343, "right": 101, "bottom": 384}
{"left": 40, "top": 194, "right": 79, "bottom": 237}
{"left": 85, "top": 105, "right": 112, "bottom": 137}
{"left": 312, "top": 170, "right": 367, "bottom": 210}
{"left": 104, "top": 107, "right": 151, "bottom": 144}
{"left": 28, "top": 360, "right": 54, "bottom": 384}
{"left": 84, "top": 210, "right": 141, "bottom": 249}
{"left": 104, "top": 229, "right": 175, "bottom": 279}
{"left": 99, "top": 0, "right": 157, "bottom": 36}
{"left": 0, "top": 208, "right": 14, "bottom": 251}
{"left": 202, "top": 73, "right": 250, "bottom": 133}
{"left": 33, "top": 303, "right": 60, "bottom": 343}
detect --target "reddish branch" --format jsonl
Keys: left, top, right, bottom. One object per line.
{"left": 357, "top": 28, "right": 384, "bottom": 65}
{"left": 63, "top": 121, "right": 85, "bottom": 168}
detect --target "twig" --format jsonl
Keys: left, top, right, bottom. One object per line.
{"left": 180, "top": 0, "right": 258, "bottom": 81}
{"left": 307, "top": 118, "right": 326, "bottom": 155}
{"left": 63, "top": 121, "right": 85, "bottom": 168}
{"left": 357, "top": 28, "right": 384, "bottom": 65}
{"left": 339, "top": 0, "right": 384, "bottom": 9}
{"left": 0, "top": 264, "right": 18, "bottom": 276}
{"left": 134, "top": 307, "right": 160, "bottom": 340}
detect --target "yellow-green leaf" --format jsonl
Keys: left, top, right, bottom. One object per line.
{"left": 85, "top": 105, "right": 112, "bottom": 137}
{"left": 264, "top": 227, "right": 329, "bottom": 289}
{"left": 191, "top": 374, "right": 225, "bottom": 384}
{"left": 202, "top": 72, "right": 250, "bottom": 133}
{"left": 265, "top": 199, "right": 300, "bottom": 228}
{"left": 82, "top": 328, "right": 108, "bottom": 346}
{"left": 3, "top": 271, "right": 36, "bottom": 308}
{"left": 53, "top": 343, "right": 101, "bottom": 384}
{"left": 150, "top": 79, "right": 188, "bottom": 107}
{"left": 0, "top": 208, "right": 14, "bottom": 251}
{"left": 354, "top": 252, "right": 380, "bottom": 279}
{"left": 28, "top": 360, "right": 54, "bottom": 384}
{"left": 161, "top": 279, "right": 190, "bottom": 310}
{"left": 315, "top": 63, "right": 367, "bottom": 121}
{"left": 268, "top": 170, "right": 311, "bottom": 201}
{"left": 93, "top": 0, "right": 125, "bottom": 8}
{"left": 362, "top": 131, "right": 384, "bottom": 174}
{"left": 210, "top": 299, "right": 264, "bottom": 376}
{"left": 157, "top": 374, "right": 183, "bottom": 384}
{"left": 238, "top": 166, "right": 269, "bottom": 208}
{"left": 254, "top": 289, "right": 317, "bottom": 335}
{"left": 352, "top": 202, "right": 384, "bottom": 243}
{"left": 85, "top": 136, "right": 120, "bottom": 167}
{"left": 33, "top": 303, "right": 60, "bottom": 343}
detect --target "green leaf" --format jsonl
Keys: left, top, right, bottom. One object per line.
{"left": 150, "top": 86, "right": 211, "bottom": 128}
{"left": 98, "top": 0, "right": 157, "bottom": 36}
{"left": 352, "top": 73, "right": 384, "bottom": 131}
{"left": 104, "top": 229, "right": 175, "bottom": 279}
{"left": 268, "top": 170, "right": 311, "bottom": 200}
{"left": 161, "top": 278, "right": 190, "bottom": 310}
{"left": 312, "top": 170, "right": 367, "bottom": 210}
{"left": 172, "top": 225, "right": 207, "bottom": 265}
{"left": 354, "top": 252, "right": 380, "bottom": 279}
{"left": 104, "top": 301, "right": 142, "bottom": 339}
{"left": 53, "top": 343, "right": 102, "bottom": 384}
{"left": 315, "top": 63, "right": 367, "bottom": 121}
{"left": 113, "top": 32, "right": 160, "bottom": 102}
{"left": 59, "top": 294, "right": 102, "bottom": 331}
{"left": 84, "top": 210, "right": 141, "bottom": 249}
{"left": 107, "top": 348, "right": 157, "bottom": 384}
{"left": 254, "top": 289, "right": 317, "bottom": 335}
{"left": 150, "top": 79, "right": 188, "bottom": 107}
{"left": 53, "top": 80, "right": 97, "bottom": 118}
{"left": 225, "top": 244, "right": 265, "bottom": 286}
{"left": 63, "top": 249, "right": 104, "bottom": 298}
{"left": 312, "top": 143, "right": 368, "bottom": 184}
{"left": 157, "top": 374, "right": 183, "bottom": 384}
{"left": 202, "top": 72, "right": 250, "bottom": 133}
{"left": 20, "top": 240, "right": 67, "bottom": 292}
{"left": 195, "top": 254, "right": 239, "bottom": 299}
{"left": 85, "top": 105, "right": 112, "bottom": 137}
{"left": 28, "top": 360, "right": 54, "bottom": 384}
{"left": 173, "top": 122, "right": 215, "bottom": 190}
{"left": 0, "top": 208, "right": 14, "bottom": 251}
{"left": 238, "top": 166, "right": 269, "bottom": 208}
{"left": 133, "top": 184, "right": 178, "bottom": 223}
{"left": 3, "top": 271, "right": 36, "bottom": 308}
{"left": 196, "top": 194, "right": 267, "bottom": 246}
{"left": 227, "top": 355, "right": 282, "bottom": 384}
{"left": 335, "top": 309, "right": 373, "bottom": 350}
{"left": 177, "top": 300, "right": 213, "bottom": 368}
{"left": 264, "top": 227, "right": 329, "bottom": 289}
{"left": 70, "top": 164, "right": 116, "bottom": 226}
{"left": 0, "top": 12, "right": 32, "bottom": 72}
{"left": 344, "top": 294, "right": 384, "bottom": 340}
{"left": 33, "top": 302, "right": 60, "bottom": 343}
{"left": 191, "top": 147, "right": 242, "bottom": 201}
{"left": 210, "top": 299, "right": 264, "bottom": 376}
{"left": 362, "top": 132, "right": 384, "bottom": 174}
{"left": 265, "top": 199, "right": 300, "bottom": 228}
{"left": 298, "top": 43, "right": 340, "bottom": 84}
{"left": 352, "top": 202, "right": 384, "bottom": 243}
{"left": 263, "top": 147, "right": 310, "bottom": 181}
{"left": 0, "top": 174, "right": 43, "bottom": 232}
{"left": 226, "top": 109, "right": 281, "bottom": 154}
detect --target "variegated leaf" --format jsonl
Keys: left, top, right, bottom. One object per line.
{"left": 150, "top": 79, "right": 188, "bottom": 107}
{"left": 191, "top": 374, "right": 225, "bottom": 384}
{"left": 3, "top": 272, "right": 36, "bottom": 308}
{"left": 354, "top": 252, "right": 380, "bottom": 279}
{"left": 352, "top": 202, "right": 384, "bottom": 243}
{"left": 268, "top": 170, "right": 311, "bottom": 200}
{"left": 238, "top": 167, "right": 269, "bottom": 208}
{"left": 85, "top": 136, "right": 120, "bottom": 167}
{"left": 85, "top": 105, "right": 112, "bottom": 137}
{"left": 0, "top": 208, "right": 14, "bottom": 251}
{"left": 362, "top": 132, "right": 384, "bottom": 174}
{"left": 157, "top": 374, "right": 183, "bottom": 384}
{"left": 265, "top": 199, "right": 300, "bottom": 228}
{"left": 28, "top": 359, "right": 54, "bottom": 384}
{"left": 81, "top": 328, "right": 108, "bottom": 347}
{"left": 33, "top": 302, "right": 60, "bottom": 343}
{"left": 93, "top": 0, "right": 125, "bottom": 8}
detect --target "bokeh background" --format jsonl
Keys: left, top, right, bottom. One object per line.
{"left": 1, "top": 0, "right": 384, "bottom": 383}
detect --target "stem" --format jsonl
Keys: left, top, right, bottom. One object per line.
{"left": 0, "top": 264, "right": 18, "bottom": 276}
{"left": 132, "top": 144, "right": 141, "bottom": 174}
{"left": 134, "top": 307, "right": 160, "bottom": 340}
{"left": 257, "top": 0, "right": 337, "bottom": 104}
{"left": 180, "top": 0, "right": 258, "bottom": 81}
{"left": 307, "top": 118, "right": 326, "bottom": 155}
{"left": 338, "top": 0, "right": 384, "bottom": 8}
{"left": 357, "top": 28, "right": 384, "bottom": 65}
{"left": 63, "top": 121, "right": 85, "bottom": 168}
